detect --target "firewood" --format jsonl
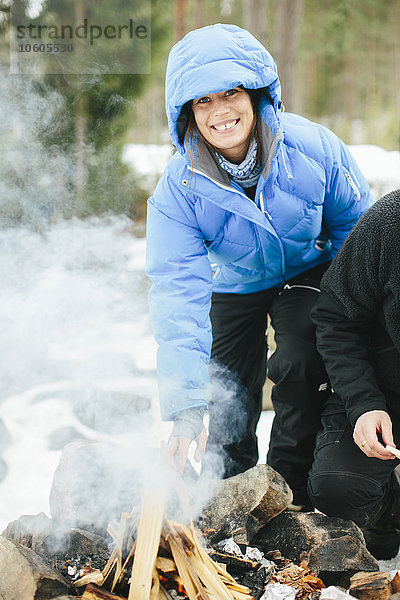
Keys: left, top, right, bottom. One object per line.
{"left": 111, "top": 510, "right": 134, "bottom": 592}
{"left": 167, "top": 521, "right": 234, "bottom": 600}
{"left": 167, "top": 532, "right": 208, "bottom": 600}
{"left": 392, "top": 570, "right": 400, "bottom": 593}
{"left": 128, "top": 488, "right": 166, "bottom": 600}
{"left": 189, "top": 552, "right": 237, "bottom": 600}
{"left": 150, "top": 566, "right": 160, "bottom": 600}
{"left": 82, "top": 583, "right": 127, "bottom": 599}
{"left": 159, "top": 584, "right": 175, "bottom": 600}
{"left": 189, "top": 523, "right": 252, "bottom": 596}
{"left": 349, "top": 571, "right": 392, "bottom": 600}
{"left": 156, "top": 557, "right": 176, "bottom": 573}
{"left": 74, "top": 569, "right": 105, "bottom": 587}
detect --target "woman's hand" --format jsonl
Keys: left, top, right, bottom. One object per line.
{"left": 167, "top": 427, "right": 208, "bottom": 476}
{"left": 167, "top": 406, "right": 208, "bottom": 476}
{"left": 353, "top": 410, "right": 396, "bottom": 460}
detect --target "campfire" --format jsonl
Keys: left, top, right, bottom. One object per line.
{"left": 74, "top": 487, "right": 255, "bottom": 599}
{"left": 71, "top": 481, "right": 329, "bottom": 600}
{"left": 0, "top": 445, "right": 391, "bottom": 600}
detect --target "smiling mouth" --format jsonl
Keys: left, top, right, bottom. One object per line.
{"left": 211, "top": 118, "right": 239, "bottom": 132}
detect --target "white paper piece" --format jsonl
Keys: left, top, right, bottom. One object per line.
{"left": 215, "top": 537, "right": 243, "bottom": 557}
{"left": 320, "top": 585, "right": 354, "bottom": 599}
{"left": 260, "top": 583, "right": 297, "bottom": 600}
{"left": 245, "top": 546, "right": 265, "bottom": 562}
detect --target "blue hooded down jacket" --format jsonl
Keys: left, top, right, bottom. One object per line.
{"left": 146, "top": 24, "right": 374, "bottom": 421}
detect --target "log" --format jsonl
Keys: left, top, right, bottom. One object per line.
{"left": 349, "top": 571, "right": 392, "bottom": 600}
{"left": 82, "top": 583, "right": 127, "bottom": 599}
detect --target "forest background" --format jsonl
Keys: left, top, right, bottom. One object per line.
{"left": 0, "top": 0, "right": 399, "bottom": 225}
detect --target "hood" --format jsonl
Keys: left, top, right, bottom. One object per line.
{"left": 165, "top": 23, "right": 282, "bottom": 154}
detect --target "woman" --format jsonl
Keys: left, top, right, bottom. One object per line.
{"left": 146, "top": 23, "right": 373, "bottom": 508}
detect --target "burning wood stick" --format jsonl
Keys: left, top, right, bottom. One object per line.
{"left": 150, "top": 566, "right": 160, "bottom": 600}
{"left": 128, "top": 488, "right": 167, "bottom": 600}
{"left": 166, "top": 520, "right": 253, "bottom": 600}
{"left": 75, "top": 478, "right": 254, "bottom": 600}
{"left": 111, "top": 510, "right": 136, "bottom": 592}
{"left": 167, "top": 529, "right": 209, "bottom": 600}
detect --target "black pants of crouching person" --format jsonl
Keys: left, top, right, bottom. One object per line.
{"left": 308, "top": 392, "right": 400, "bottom": 528}
{"left": 203, "top": 261, "right": 331, "bottom": 507}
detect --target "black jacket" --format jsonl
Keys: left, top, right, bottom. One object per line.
{"left": 311, "top": 189, "right": 400, "bottom": 426}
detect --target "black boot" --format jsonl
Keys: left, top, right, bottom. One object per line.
{"left": 361, "top": 525, "right": 400, "bottom": 560}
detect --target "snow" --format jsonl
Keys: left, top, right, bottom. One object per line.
{"left": 1, "top": 144, "right": 400, "bottom": 571}
{"left": 348, "top": 145, "right": 400, "bottom": 198}
{"left": 122, "top": 142, "right": 400, "bottom": 199}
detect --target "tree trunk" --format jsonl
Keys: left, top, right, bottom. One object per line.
{"left": 242, "top": 0, "right": 269, "bottom": 44}
{"left": 194, "top": 0, "right": 205, "bottom": 29}
{"left": 175, "top": 0, "right": 189, "bottom": 42}
{"left": 74, "top": 0, "right": 87, "bottom": 214}
{"left": 272, "top": 0, "right": 304, "bottom": 112}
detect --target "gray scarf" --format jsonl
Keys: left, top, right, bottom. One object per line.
{"left": 215, "top": 137, "right": 262, "bottom": 188}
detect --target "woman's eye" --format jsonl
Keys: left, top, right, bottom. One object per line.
{"left": 197, "top": 97, "right": 209, "bottom": 104}
{"left": 226, "top": 89, "right": 237, "bottom": 96}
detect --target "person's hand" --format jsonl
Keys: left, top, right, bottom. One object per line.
{"left": 167, "top": 427, "right": 208, "bottom": 476}
{"left": 353, "top": 410, "right": 396, "bottom": 460}
{"left": 167, "top": 406, "right": 208, "bottom": 476}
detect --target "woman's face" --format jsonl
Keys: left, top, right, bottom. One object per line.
{"left": 191, "top": 87, "right": 254, "bottom": 164}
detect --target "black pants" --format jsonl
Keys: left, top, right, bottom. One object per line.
{"left": 204, "top": 262, "right": 330, "bottom": 505}
{"left": 308, "top": 392, "right": 400, "bottom": 528}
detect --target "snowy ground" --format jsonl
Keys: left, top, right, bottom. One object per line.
{"left": 0, "top": 144, "right": 400, "bottom": 570}
{"left": 122, "top": 143, "right": 400, "bottom": 200}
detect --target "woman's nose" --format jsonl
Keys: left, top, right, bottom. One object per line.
{"left": 212, "top": 96, "right": 230, "bottom": 115}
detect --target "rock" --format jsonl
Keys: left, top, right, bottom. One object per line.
{"left": 390, "top": 594, "right": 400, "bottom": 600}
{"left": 349, "top": 571, "right": 392, "bottom": 600}
{"left": 49, "top": 440, "right": 182, "bottom": 534}
{"left": 0, "top": 535, "right": 70, "bottom": 600}
{"left": 201, "top": 464, "right": 292, "bottom": 545}
{"left": 3, "top": 513, "right": 108, "bottom": 558}
{"left": 308, "top": 536, "right": 379, "bottom": 588}
{"left": 252, "top": 510, "right": 366, "bottom": 563}
{"left": 72, "top": 388, "right": 151, "bottom": 433}
{"left": 3, "top": 512, "right": 53, "bottom": 553}
{"left": 47, "top": 426, "right": 87, "bottom": 450}
{"left": 49, "top": 440, "right": 143, "bottom": 533}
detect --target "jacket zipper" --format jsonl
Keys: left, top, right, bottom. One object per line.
{"left": 187, "top": 166, "right": 286, "bottom": 280}
{"left": 259, "top": 190, "right": 286, "bottom": 279}
{"left": 344, "top": 169, "right": 361, "bottom": 201}
{"left": 280, "top": 145, "right": 294, "bottom": 179}
{"left": 280, "top": 283, "right": 321, "bottom": 294}
{"left": 187, "top": 166, "right": 249, "bottom": 201}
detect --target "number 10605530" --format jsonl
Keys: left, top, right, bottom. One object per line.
{"left": 18, "top": 43, "right": 74, "bottom": 53}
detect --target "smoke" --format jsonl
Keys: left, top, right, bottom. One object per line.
{"left": 0, "top": 68, "right": 77, "bottom": 227}
{"left": 0, "top": 57, "right": 256, "bottom": 540}
{"left": 0, "top": 216, "right": 166, "bottom": 529}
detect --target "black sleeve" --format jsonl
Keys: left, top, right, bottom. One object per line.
{"left": 311, "top": 205, "right": 389, "bottom": 427}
